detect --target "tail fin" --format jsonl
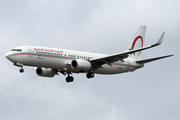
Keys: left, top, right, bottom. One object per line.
{"left": 126, "top": 25, "right": 146, "bottom": 60}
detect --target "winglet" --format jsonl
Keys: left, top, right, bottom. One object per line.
{"left": 157, "top": 32, "right": 165, "bottom": 45}
{"left": 151, "top": 32, "right": 165, "bottom": 47}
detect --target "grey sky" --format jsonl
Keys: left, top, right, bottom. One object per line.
{"left": 0, "top": 0, "right": 179, "bottom": 120}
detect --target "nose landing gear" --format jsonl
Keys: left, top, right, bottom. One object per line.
{"left": 14, "top": 63, "right": 24, "bottom": 73}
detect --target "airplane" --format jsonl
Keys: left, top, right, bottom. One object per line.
{"left": 5, "top": 25, "right": 173, "bottom": 83}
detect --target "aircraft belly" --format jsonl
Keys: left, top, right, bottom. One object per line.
{"left": 30, "top": 56, "right": 67, "bottom": 70}
{"left": 94, "top": 64, "right": 137, "bottom": 74}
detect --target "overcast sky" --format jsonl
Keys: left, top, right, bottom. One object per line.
{"left": 0, "top": 0, "right": 179, "bottom": 120}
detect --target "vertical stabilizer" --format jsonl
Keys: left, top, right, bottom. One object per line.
{"left": 126, "top": 25, "right": 146, "bottom": 60}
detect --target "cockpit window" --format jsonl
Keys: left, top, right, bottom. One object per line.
{"left": 11, "top": 49, "right": 22, "bottom": 52}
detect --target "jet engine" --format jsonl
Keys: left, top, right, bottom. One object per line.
{"left": 36, "top": 67, "right": 56, "bottom": 77}
{"left": 71, "top": 59, "right": 91, "bottom": 71}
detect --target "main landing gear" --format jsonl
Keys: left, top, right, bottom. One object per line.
{"left": 64, "top": 72, "right": 95, "bottom": 83}
{"left": 86, "top": 72, "right": 95, "bottom": 79}
{"left": 66, "top": 72, "right": 74, "bottom": 83}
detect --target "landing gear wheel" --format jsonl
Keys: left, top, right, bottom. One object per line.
{"left": 66, "top": 77, "right": 70, "bottom": 83}
{"left": 69, "top": 76, "right": 74, "bottom": 82}
{"left": 86, "top": 72, "right": 94, "bottom": 79}
{"left": 66, "top": 76, "right": 74, "bottom": 83}
{"left": 19, "top": 69, "right": 24, "bottom": 73}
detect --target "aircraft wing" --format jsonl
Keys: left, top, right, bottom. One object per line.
{"left": 90, "top": 32, "right": 165, "bottom": 70}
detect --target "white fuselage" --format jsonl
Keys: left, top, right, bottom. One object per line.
{"left": 5, "top": 46, "right": 144, "bottom": 74}
{"left": 5, "top": 26, "right": 173, "bottom": 82}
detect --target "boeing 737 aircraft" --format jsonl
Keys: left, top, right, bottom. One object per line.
{"left": 5, "top": 26, "right": 173, "bottom": 83}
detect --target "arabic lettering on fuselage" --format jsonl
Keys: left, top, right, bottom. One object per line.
{"left": 33, "top": 48, "right": 64, "bottom": 53}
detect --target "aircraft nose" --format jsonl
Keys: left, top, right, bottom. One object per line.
{"left": 5, "top": 52, "right": 9, "bottom": 58}
{"left": 5, "top": 52, "right": 12, "bottom": 60}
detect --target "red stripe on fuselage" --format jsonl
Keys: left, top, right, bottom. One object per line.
{"left": 12, "top": 53, "right": 142, "bottom": 68}
{"left": 13, "top": 53, "right": 74, "bottom": 60}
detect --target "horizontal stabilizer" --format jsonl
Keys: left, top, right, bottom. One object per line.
{"left": 136, "top": 55, "right": 173, "bottom": 64}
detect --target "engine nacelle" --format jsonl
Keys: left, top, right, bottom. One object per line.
{"left": 36, "top": 67, "right": 56, "bottom": 77}
{"left": 71, "top": 59, "right": 91, "bottom": 71}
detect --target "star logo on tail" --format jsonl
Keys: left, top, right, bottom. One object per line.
{"left": 129, "top": 46, "right": 135, "bottom": 55}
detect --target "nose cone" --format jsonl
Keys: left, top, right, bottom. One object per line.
{"left": 5, "top": 52, "right": 10, "bottom": 58}
{"left": 5, "top": 52, "right": 13, "bottom": 61}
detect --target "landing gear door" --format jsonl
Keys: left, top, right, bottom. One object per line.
{"left": 27, "top": 47, "right": 33, "bottom": 57}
